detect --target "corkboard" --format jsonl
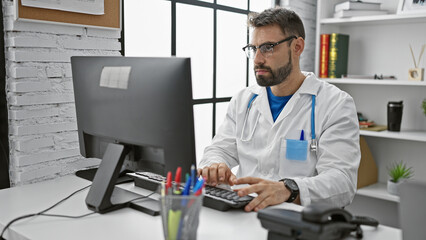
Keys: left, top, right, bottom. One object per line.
{"left": 16, "top": 0, "right": 121, "bottom": 29}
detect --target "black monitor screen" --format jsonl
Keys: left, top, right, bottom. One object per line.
{"left": 72, "top": 56, "right": 196, "bottom": 175}
{"left": 71, "top": 56, "right": 196, "bottom": 213}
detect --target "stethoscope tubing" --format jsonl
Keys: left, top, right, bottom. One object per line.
{"left": 241, "top": 93, "right": 317, "bottom": 152}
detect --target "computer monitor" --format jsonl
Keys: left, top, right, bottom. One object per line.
{"left": 71, "top": 56, "right": 196, "bottom": 214}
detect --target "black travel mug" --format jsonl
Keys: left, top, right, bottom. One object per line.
{"left": 387, "top": 101, "right": 403, "bottom": 132}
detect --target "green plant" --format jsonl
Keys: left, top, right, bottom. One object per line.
{"left": 388, "top": 161, "right": 414, "bottom": 183}
{"left": 422, "top": 99, "right": 426, "bottom": 115}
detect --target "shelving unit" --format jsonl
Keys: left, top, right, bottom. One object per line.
{"left": 316, "top": 0, "right": 426, "bottom": 227}
{"left": 320, "top": 13, "right": 426, "bottom": 25}
{"left": 356, "top": 182, "right": 399, "bottom": 203}
{"left": 360, "top": 130, "right": 426, "bottom": 142}
{"left": 324, "top": 78, "right": 426, "bottom": 86}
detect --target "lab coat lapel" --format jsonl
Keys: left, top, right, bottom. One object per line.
{"left": 273, "top": 93, "right": 300, "bottom": 124}
{"left": 273, "top": 73, "right": 319, "bottom": 125}
{"left": 258, "top": 88, "right": 275, "bottom": 126}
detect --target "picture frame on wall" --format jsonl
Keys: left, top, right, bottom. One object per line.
{"left": 397, "top": 0, "right": 426, "bottom": 14}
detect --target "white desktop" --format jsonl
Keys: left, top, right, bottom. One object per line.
{"left": 0, "top": 175, "right": 401, "bottom": 240}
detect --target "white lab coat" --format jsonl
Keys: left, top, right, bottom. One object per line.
{"left": 199, "top": 72, "right": 360, "bottom": 207}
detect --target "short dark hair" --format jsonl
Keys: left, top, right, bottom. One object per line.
{"left": 248, "top": 7, "right": 305, "bottom": 40}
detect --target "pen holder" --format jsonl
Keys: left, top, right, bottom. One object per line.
{"left": 160, "top": 193, "right": 204, "bottom": 240}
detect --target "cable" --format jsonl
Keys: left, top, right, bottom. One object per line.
{"left": 39, "top": 212, "right": 96, "bottom": 219}
{"left": 128, "top": 192, "right": 155, "bottom": 203}
{"left": 0, "top": 185, "right": 155, "bottom": 239}
{"left": 38, "top": 185, "right": 92, "bottom": 214}
{"left": 108, "top": 191, "right": 156, "bottom": 210}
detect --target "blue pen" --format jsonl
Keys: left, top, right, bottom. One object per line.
{"left": 177, "top": 177, "right": 192, "bottom": 240}
{"left": 192, "top": 177, "right": 205, "bottom": 194}
{"left": 182, "top": 177, "right": 192, "bottom": 196}
{"left": 300, "top": 129, "right": 305, "bottom": 141}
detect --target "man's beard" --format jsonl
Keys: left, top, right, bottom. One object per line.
{"left": 255, "top": 51, "right": 292, "bottom": 87}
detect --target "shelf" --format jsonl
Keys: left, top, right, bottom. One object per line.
{"left": 360, "top": 130, "right": 426, "bottom": 142}
{"left": 320, "top": 13, "right": 426, "bottom": 25}
{"left": 322, "top": 78, "right": 426, "bottom": 86}
{"left": 357, "top": 182, "right": 399, "bottom": 203}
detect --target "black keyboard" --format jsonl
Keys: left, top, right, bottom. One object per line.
{"left": 130, "top": 171, "right": 253, "bottom": 211}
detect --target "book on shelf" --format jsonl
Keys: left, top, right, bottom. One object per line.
{"left": 359, "top": 120, "right": 387, "bottom": 131}
{"left": 361, "top": 125, "right": 387, "bottom": 132}
{"left": 334, "top": 9, "right": 388, "bottom": 18}
{"left": 319, "top": 34, "right": 330, "bottom": 78}
{"left": 334, "top": 1, "right": 381, "bottom": 12}
{"left": 359, "top": 120, "right": 375, "bottom": 128}
{"left": 328, "top": 33, "right": 349, "bottom": 79}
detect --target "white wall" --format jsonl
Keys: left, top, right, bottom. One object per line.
{"left": 281, "top": 0, "right": 317, "bottom": 72}
{"left": 2, "top": 0, "right": 121, "bottom": 186}
{"left": 1, "top": 0, "right": 318, "bottom": 186}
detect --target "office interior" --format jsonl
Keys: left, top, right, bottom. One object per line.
{"left": 1, "top": 0, "right": 426, "bottom": 239}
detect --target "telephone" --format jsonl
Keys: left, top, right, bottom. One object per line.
{"left": 257, "top": 203, "right": 378, "bottom": 240}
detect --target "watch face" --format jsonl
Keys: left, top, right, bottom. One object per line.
{"left": 285, "top": 179, "right": 298, "bottom": 191}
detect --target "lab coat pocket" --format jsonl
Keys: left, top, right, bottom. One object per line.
{"left": 285, "top": 139, "right": 308, "bottom": 161}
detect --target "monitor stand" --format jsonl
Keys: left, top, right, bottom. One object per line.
{"left": 84, "top": 143, "right": 160, "bottom": 216}
{"left": 75, "top": 167, "right": 133, "bottom": 184}
{"left": 75, "top": 167, "right": 98, "bottom": 181}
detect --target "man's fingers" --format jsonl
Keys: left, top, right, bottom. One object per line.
{"left": 244, "top": 192, "right": 268, "bottom": 212}
{"left": 228, "top": 173, "right": 237, "bottom": 186}
{"left": 201, "top": 167, "right": 210, "bottom": 183}
{"left": 252, "top": 196, "right": 273, "bottom": 212}
{"left": 237, "top": 184, "right": 263, "bottom": 197}
{"left": 198, "top": 164, "right": 237, "bottom": 187}
{"left": 208, "top": 164, "right": 219, "bottom": 186}
{"left": 217, "top": 163, "right": 228, "bottom": 184}
{"left": 235, "top": 176, "right": 262, "bottom": 185}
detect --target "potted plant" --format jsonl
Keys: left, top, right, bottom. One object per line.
{"left": 387, "top": 161, "right": 414, "bottom": 195}
{"left": 422, "top": 99, "right": 426, "bottom": 116}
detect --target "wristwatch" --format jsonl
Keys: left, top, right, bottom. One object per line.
{"left": 280, "top": 178, "right": 299, "bottom": 203}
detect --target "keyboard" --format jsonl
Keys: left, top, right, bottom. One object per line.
{"left": 129, "top": 171, "right": 253, "bottom": 211}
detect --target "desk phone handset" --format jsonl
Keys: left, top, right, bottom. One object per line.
{"left": 302, "top": 203, "right": 379, "bottom": 227}
{"left": 257, "top": 203, "right": 379, "bottom": 240}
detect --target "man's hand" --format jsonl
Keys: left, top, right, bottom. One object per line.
{"left": 234, "top": 177, "right": 290, "bottom": 212}
{"left": 198, "top": 163, "right": 237, "bottom": 186}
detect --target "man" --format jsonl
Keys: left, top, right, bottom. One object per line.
{"left": 198, "top": 7, "right": 360, "bottom": 212}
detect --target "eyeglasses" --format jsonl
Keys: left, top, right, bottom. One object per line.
{"left": 242, "top": 35, "right": 297, "bottom": 59}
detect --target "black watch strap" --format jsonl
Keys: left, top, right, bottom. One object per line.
{"left": 280, "top": 178, "right": 299, "bottom": 203}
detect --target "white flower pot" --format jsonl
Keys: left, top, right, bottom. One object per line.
{"left": 387, "top": 180, "right": 403, "bottom": 196}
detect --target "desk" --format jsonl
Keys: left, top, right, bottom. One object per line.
{"left": 0, "top": 176, "right": 401, "bottom": 240}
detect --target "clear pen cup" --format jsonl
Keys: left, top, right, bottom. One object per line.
{"left": 160, "top": 193, "right": 203, "bottom": 240}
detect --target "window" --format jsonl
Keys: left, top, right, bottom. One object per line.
{"left": 124, "top": 0, "right": 273, "bottom": 162}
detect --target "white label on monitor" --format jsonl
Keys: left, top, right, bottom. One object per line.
{"left": 100, "top": 66, "right": 131, "bottom": 89}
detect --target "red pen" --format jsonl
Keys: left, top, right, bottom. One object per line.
{"left": 175, "top": 167, "right": 182, "bottom": 186}
{"left": 194, "top": 182, "right": 205, "bottom": 196}
{"left": 166, "top": 171, "right": 172, "bottom": 194}
{"left": 173, "top": 167, "right": 182, "bottom": 195}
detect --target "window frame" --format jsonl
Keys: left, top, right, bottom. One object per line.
{"left": 121, "top": 0, "right": 272, "bottom": 138}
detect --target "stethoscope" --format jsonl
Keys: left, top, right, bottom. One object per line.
{"left": 241, "top": 94, "right": 317, "bottom": 152}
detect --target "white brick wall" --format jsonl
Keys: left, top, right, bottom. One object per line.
{"left": 2, "top": 0, "right": 121, "bottom": 186}
{"left": 281, "top": 0, "right": 317, "bottom": 72}
{"left": 2, "top": 0, "right": 317, "bottom": 186}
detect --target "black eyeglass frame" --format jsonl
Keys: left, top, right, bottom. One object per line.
{"left": 242, "top": 35, "right": 297, "bottom": 59}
